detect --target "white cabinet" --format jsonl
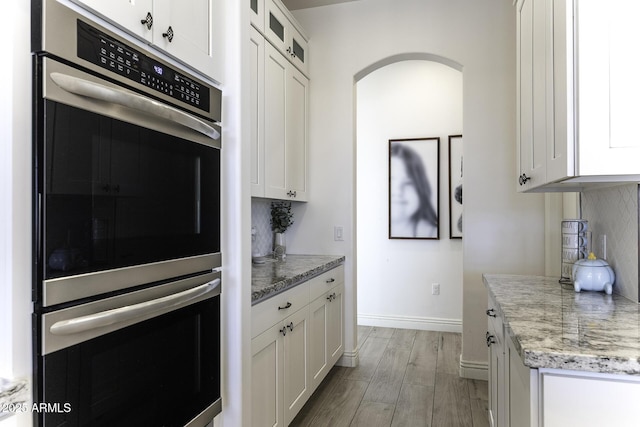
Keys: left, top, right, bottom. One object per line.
{"left": 262, "top": 42, "right": 309, "bottom": 201}
{"left": 487, "top": 291, "right": 640, "bottom": 427}
{"left": 539, "top": 369, "right": 640, "bottom": 427}
{"left": 72, "top": 0, "right": 218, "bottom": 79}
{"left": 249, "top": 0, "right": 265, "bottom": 33}
{"left": 249, "top": 0, "right": 309, "bottom": 202}
{"left": 486, "top": 296, "right": 505, "bottom": 427}
{"left": 309, "top": 277, "right": 344, "bottom": 390}
{"left": 252, "top": 323, "right": 284, "bottom": 427}
{"left": 505, "top": 333, "right": 538, "bottom": 427}
{"left": 252, "top": 265, "right": 344, "bottom": 426}
{"left": 516, "top": 0, "right": 640, "bottom": 192}
{"left": 487, "top": 295, "right": 537, "bottom": 427}
{"left": 251, "top": 305, "right": 309, "bottom": 427}
{"left": 264, "top": 0, "right": 309, "bottom": 75}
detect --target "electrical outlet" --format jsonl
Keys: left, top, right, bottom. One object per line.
{"left": 432, "top": 283, "right": 440, "bottom": 295}
{"left": 334, "top": 226, "right": 344, "bottom": 241}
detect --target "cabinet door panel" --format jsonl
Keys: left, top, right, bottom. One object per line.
{"left": 265, "top": 0, "right": 288, "bottom": 53}
{"left": 542, "top": 371, "right": 640, "bottom": 427}
{"left": 283, "top": 307, "right": 310, "bottom": 425}
{"left": 285, "top": 67, "right": 309, "bottom": 201}
{"left": 517, "top": 0, "right": 534, "bottom": 190}
{"left": 327, "top": 284, "right": 343, "bottom": 364}
{"left": 548, "top": 0, "right": 573, "bottom": 182}
{"left": 252, "top": 325, "right": 284, "bottom": 427}
{"left": 152, "top": 0, "right": 212, "bottom": 74}
{"left": 576, "top": 2, "right": 640, "bottom": 176}
{"left": 308, "top": 296, "right": 328, "bottom": 389}
{"left": 264, "top": 43, "right": 288, "bottom": 199}
{"left": 72, "top": 0, "right": 154, "bottom": 42}
{"left": 250, "top": 0, "right": 265, "bottom": 32}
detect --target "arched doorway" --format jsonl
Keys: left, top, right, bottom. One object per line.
{"left": 355, "top": 57, "right": 464, "bottom": 331}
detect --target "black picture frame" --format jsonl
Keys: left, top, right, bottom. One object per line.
{"left": 448, "top": 135, "right": 463, "bottom": 239}
{"left": 388, "top": 137, "right": 440, "bottom": 240}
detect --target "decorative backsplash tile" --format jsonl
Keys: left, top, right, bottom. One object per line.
{"left": 251, "top": 198, "right": 273, "bottom": 257}
{"left": 580, "top": 184, "right": 639, "bottom": 302}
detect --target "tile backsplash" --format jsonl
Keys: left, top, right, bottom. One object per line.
{"left": 251, "top": 198, "right": 274, "bottom": 257}
{"left": 580, "top": 184, "right": 639, "bottom": 302}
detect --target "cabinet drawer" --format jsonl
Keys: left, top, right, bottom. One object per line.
{"left": 252, "top": 281, "right": 309, "bottom": 338}
{"left": 309, "top": 265, "right": 344, "bottom": 301}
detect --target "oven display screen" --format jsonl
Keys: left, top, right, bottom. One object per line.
{"left": 153, "top": 64, "right": 164, "bottom": 76}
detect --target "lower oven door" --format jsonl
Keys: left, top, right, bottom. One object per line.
{"left": 37, "top": 271, "right": 221, "bottom": 427}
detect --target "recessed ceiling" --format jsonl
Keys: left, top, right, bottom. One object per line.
{"left": 282, "top": 0, "right": 360, "bottom": 10}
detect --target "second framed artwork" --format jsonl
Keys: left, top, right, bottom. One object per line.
{"left": 388, "top": 137, "right": 440, "bottom": 239}
{"left": 448, "top": 135, "right": 463, "bottom": 239}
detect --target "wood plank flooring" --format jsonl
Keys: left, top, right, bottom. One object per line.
{"left": 291, "top": 326, "right": 489, "bottom": 427}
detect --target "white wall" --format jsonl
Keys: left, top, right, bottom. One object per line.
{"left": 0, "top": 1, "right": 35, "bottom": 426}
{"left": 290, "top": 0, "right": 545, "bottom": 375}
{"left": 356, "top": 60, "right": 463, "bottom": 331}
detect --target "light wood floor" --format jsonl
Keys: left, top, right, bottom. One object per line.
{"left": 291, "top": 326, "right": 489, "bottom": 427}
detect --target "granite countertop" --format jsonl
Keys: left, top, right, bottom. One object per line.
{"left": 252, "top": 254, "right": 345, "bottom": 305}
{"left": 0, "top": 378, "right": 29, "bottom": 420}
{"left": 483, "top": 274, "right": 640, "bottom": 375}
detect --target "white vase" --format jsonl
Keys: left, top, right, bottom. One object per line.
{"left": 274, "top": 232, "right": 286, "bottom": 260}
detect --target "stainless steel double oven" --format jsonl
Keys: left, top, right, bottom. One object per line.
{"left": 32, "top": 1, "right": 222, "bottom": 426}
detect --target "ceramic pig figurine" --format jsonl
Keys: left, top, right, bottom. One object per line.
{"left": 572, "top": 252, "right": 615, "bottom": 295}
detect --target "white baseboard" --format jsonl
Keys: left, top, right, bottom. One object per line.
{"left": 459, "top": 356, "right": 488, "bottom": 381}
{"left": 336, "top": 347, "right": 359, "bottom": 368}
{"left": 357, "top": 313, "right": 462, "bottom": 333}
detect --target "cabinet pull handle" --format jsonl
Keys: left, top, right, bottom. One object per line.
{"left": 326, "top": 278, "right": 335, "bottom": 284}
{"left": 518, "top": 173, "right": 531, "bottom": 186}
{"left": 140, "top": 12, "right": 153, "bottom": 30}
{"left": 278, "top": 302, "right": 292, "bottom": 310}
{"left": 280, "top": 327, "right": 287, "bottom": 336}
{"left": 287, "top": 322, "right": 294, "bottom": 331}
{"left": 486, "top": 308, "right": 496, "bottom": 318}
{"left": 162, "top": 26, "right": 174, "bottom": 42}
{"left": 486, "top": 331, "right": 496, "bottom": 347}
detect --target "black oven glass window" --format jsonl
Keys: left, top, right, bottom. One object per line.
{"left": 42, "top": 100, "right": 220, "bottom": 279}
{"left": 41, "top": 297, "right": 220, "bottom": 427}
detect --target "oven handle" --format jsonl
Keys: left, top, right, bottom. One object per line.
{"left": 49, "top": 72, "right": 220, "bottom": 140}
{"left": 49, "top": 278, "right": 221, "bottom": 336}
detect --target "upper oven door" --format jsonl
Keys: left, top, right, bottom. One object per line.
{"left": 35, "top": 57, "right": 221, "bottom": 307}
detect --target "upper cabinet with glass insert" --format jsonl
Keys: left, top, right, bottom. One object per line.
{"left": 251, "top": 0, "right": 309, "bottom": 76}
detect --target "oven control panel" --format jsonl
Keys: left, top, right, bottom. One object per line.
{"left": 76, "top": 20, "right": 211, "bottom": 114}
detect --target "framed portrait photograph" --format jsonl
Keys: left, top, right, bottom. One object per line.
{"left": 448, "top": 135, "right": 463, "bottom": 239}
{"left": 388, "top": 137, "right": 440, "bottom": 240}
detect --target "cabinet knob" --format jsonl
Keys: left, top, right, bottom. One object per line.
{"left": 140, "top": 12, "right": 153, "bottom": 30}
{"left": 280, "top": 327, "right": 287, "bottom": 336}
{"left": 287, "top": 322, "right": 294, "bottom": 332}
{"left": 486, "top": 308, "right": 496, "bottom": 318}
{"left": 518, "top": 173, "right": 531, "bottom": 186}
{"left": 162, "top": 26, "right": 174, "bottom": 42}
{"left": 287, "top": 190, "right": 297, "bottom": 198}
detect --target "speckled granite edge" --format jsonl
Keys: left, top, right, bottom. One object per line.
{"left": 252, "top": 255, "right": 345, "bottom": 304}
{"left": 484, "top": 274, "right": 640, "bottom": 376}
{"left": 0, "top": 378, "right": 30, "bottom": 420}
